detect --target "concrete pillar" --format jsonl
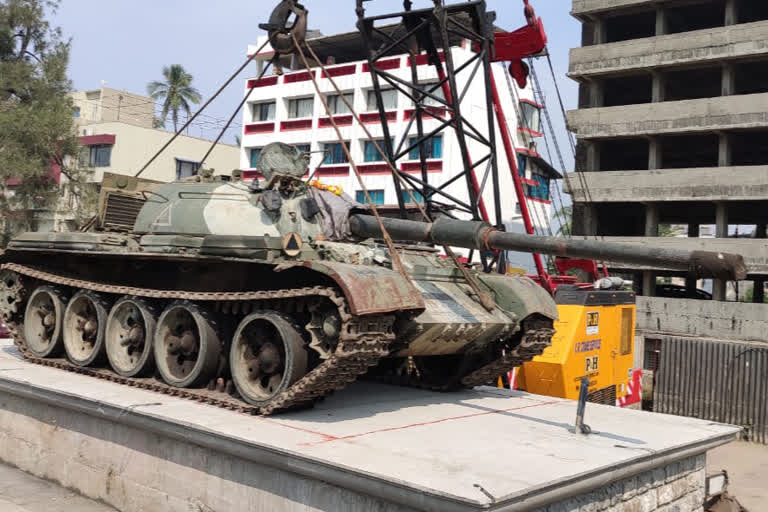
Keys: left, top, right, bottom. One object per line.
{"left": 642, "top": 203, "right": 659, "bottom": 297}
{"left": 725, "top": 0, "right": 739, "bottom": 26}
{"left": 685, "top": 223, "right": 700, "bottom": 296}
{"left": 648, "top": 137, "right": 663, "bottom": 170}
{"left": 582, "top": 204, "right": 598, "bottom": 236}
{"left": 651, "top": 71, "right": 666, "bottom": 103}
{"left": 715, "top": 202, "right": 728, "bottom": 238}
{"left": 713, "top": 202, "right": 729, "bottom": 301}
{"left": 718, "top": 133, "right": 732, "bottom": 167}
{"left": 586, "top": 141, "right": 601, "bottom": 172}
{"left": 645, "top": 203, "right": 659, "bottom": 237}
{"left": 655, "top": 7, "right": 668, "bottom": 36}
{"left": 643, "top": 271, "right": 657, "bottom": 297}
{"left": 754, "top": 280, "right": 765, "bottom": 303}
{"left": 593, "top": 18, "right": 606, "bottom": 45}
{"left": 721, "top": 63, "right": 735, "bottom": 97}
{"left": 590, "top": 80, "right": 604, "bottom": 108}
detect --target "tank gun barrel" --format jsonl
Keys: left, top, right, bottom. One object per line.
{"left": 348, "top": 215, "right": 747, "bottom": 281}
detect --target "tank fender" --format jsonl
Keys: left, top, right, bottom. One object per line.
{"left": 277, "top": 261, "right": 425, "bottom": 316}
{"left": 478, "top": 274, "right": 558, "bottom": 322}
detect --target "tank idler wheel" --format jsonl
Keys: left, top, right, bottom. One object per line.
{"left": 154, "top": 301, "right": 221, "bottom": 388}
{"left": 63, "top": 290, "right": 110, "bottom": 367}
{"left": 230, "top": 311, "right": 308, "bottom": 407}
{"left": 23, "top": 286, "right": 69, "bottom": 358}
{"left": 106, "top": 297, "right": 157, "bottom": 377}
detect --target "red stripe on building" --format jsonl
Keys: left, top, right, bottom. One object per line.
{"left": 247, "top": 76, "right": 279, "bottom": 88}
{"left": 403, "top": 106, "right": 448, "bottom": 121}
{"left": 357, "top": 163, "right": 391, "bottom": 174}
{"left": 360, "top": 112, "right": 396, "bottom": 124}
{"left": 244, "top": 122, "right": 275, "bottom": 134}
{"left": 322, "top": 64, "right": 356, "bottom": 78}
{"left": 79, "top": 134, "right": 116, "bottom": 146}
{"left": 525, "top": 196, "right": 551, "bottom": 205}
{"left": 283, "top": 70, "right": 314, "bottom": 83}
{"left": 407, "top": 52, "right": 446, "bottom": 67}
{"left": 402, "top": 161, "right": 443, "bottom": 173}
{"left": 280, "top": 119, "right": 313, "bottom": 131}
{"left": 518, "top": 127, "right": 542, "bottom": 138}
{"left": 319, "top": 115, "right": 353, "bottom": 128}
{"left": 316, "top": 166, "right": 350, "bottom": 177}
{"left": 362, "top": 58, "right": 401, "bottom": 72}
{"left": 242, "top": 170, "right": 264, "bottom": 180}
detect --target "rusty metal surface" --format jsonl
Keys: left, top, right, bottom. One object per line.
{"left": 302, "top": 260, "right": 425, "bottom": 316}
{"left": 654, "top": 335, "right": 768, "bottom": 444}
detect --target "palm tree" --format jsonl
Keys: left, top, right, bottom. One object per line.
{"left": 147, "top": 65, "right": 202, "bottom": 132}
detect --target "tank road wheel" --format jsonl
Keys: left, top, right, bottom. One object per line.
{"left": 23, "top": 286, "right": 68, "bottom": 358}
{"left": 63, "top": 291, "right": 110, "bottom": 367}
{"left": 0, "top": 270, "right": 25, "bottom": 323}
{"left": 230, "top": 312, "right": 308, "bottom": 407}
{"left": 105, "top": 297, "right": 157, "bottom": 377}
{"left": 154, "top": 301, "right": 220, "bottom": 388}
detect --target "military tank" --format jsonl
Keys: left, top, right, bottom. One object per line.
{"left": 0, "top": 143, "right": 746, "bottom": 415}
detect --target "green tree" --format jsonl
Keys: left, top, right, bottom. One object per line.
{"left": 147, "top": 64, "right": 201, "bottom": 132}
{"left": 553, "top": 204, "right": 571, "bottom": 236}
{"left": 0, "top": 0, "right": 92, "bottom": 246}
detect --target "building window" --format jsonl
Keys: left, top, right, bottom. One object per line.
{"left": 250, "top": 148, "right": 262, "bottom": 169}
{"left": 322, "top": 142, "right": 349, "bottom": 165}
{"left": 176, "top": 159, "right": 200, "bottom": 180}
{"left": 519, "top": 101, "right": 541, "bottom": 133}
{"left": 85, "top": 145, "right": 112, "bottom": 167}
{"left": 421, "top": 83, "right": 446, "bottom": 107}
{"left": 363, "top": 139, "right": 393, "bottom": 162}
{"left": 366, "top": 89, "right": 398, "bottom": 111}
{"left": 73, "top": 106, "right": 81, "bottom": 118}
{"left": 294, "top": 143, "right": 311, "bottom": 153}
{"left": 517, "top": 154, "right": 527, "bottom": 178}
{"left": 401, "top": 190, "right": 424, "bottom": 203}
{"left": 356, "top": 190, "right": 385, "bottom": 204}
{"left": 408, "top": 135, "right": 443, "bottom": 160}
{"left": 326, "top": 93, "right": 354, "bottom": 115}
{"left": 287, "top": 97, "right": 314, "bottom": 119}
{"left": 527, "top": 174, "right": 550, "bottom": 201}
{"left": 252, "top": 101, "right": 276, "bottom": 122}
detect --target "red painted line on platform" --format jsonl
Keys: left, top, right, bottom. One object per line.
{"left": 264, "top": 419, "right": 340, "bottom": 442}
{"left": 298, "top": 399, "right": 560, "bottom": 447}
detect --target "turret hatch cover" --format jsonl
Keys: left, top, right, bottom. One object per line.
{"left": 258, "top": 142, "right": 309, "bottom": 183}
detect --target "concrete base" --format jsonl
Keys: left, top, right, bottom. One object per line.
{"left": 0, "top": 340, "right": 740, "bottom": 512}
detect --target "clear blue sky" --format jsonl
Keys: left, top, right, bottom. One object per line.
{"left": 51, "top": 0, "right": 579, "bottom": 167}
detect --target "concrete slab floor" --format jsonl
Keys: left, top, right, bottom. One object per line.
{"left": 0, "top": 462, "right": 117, "bottom": 512}
{"left": 707, "top": 441, "right": 768, "bottom": 511}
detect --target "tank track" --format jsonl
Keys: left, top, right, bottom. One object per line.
{"left": 1, "top": 263, "right": 394, "bottom": 416}
{"left": 373, "top": 318, "right": 554, "bottom": 392}
{"left": 460, "top": 320, "right": 555, "bottom": 388}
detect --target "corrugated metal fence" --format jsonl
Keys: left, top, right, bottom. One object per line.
{"left": 654, "top": 335, "right": 768, "bottom": 444}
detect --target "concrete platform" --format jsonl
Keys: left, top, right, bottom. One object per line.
{"left": 0, "top": 339, "right": 740, "bottom": 512}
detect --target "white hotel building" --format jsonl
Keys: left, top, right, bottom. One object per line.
{"left": 239, "top": 29, "right": 559, "bottom": 272}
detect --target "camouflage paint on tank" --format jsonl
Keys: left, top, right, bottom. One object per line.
{"left": 133, "top": 182, "right": 324, "bottom": 241}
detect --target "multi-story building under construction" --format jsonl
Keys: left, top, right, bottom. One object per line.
{"left": 567, "top": 0, "right": 768, "bottom": 303}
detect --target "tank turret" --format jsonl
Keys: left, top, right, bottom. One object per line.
{"left": 348, "top": 215, "right": 747, "bottom": 281}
